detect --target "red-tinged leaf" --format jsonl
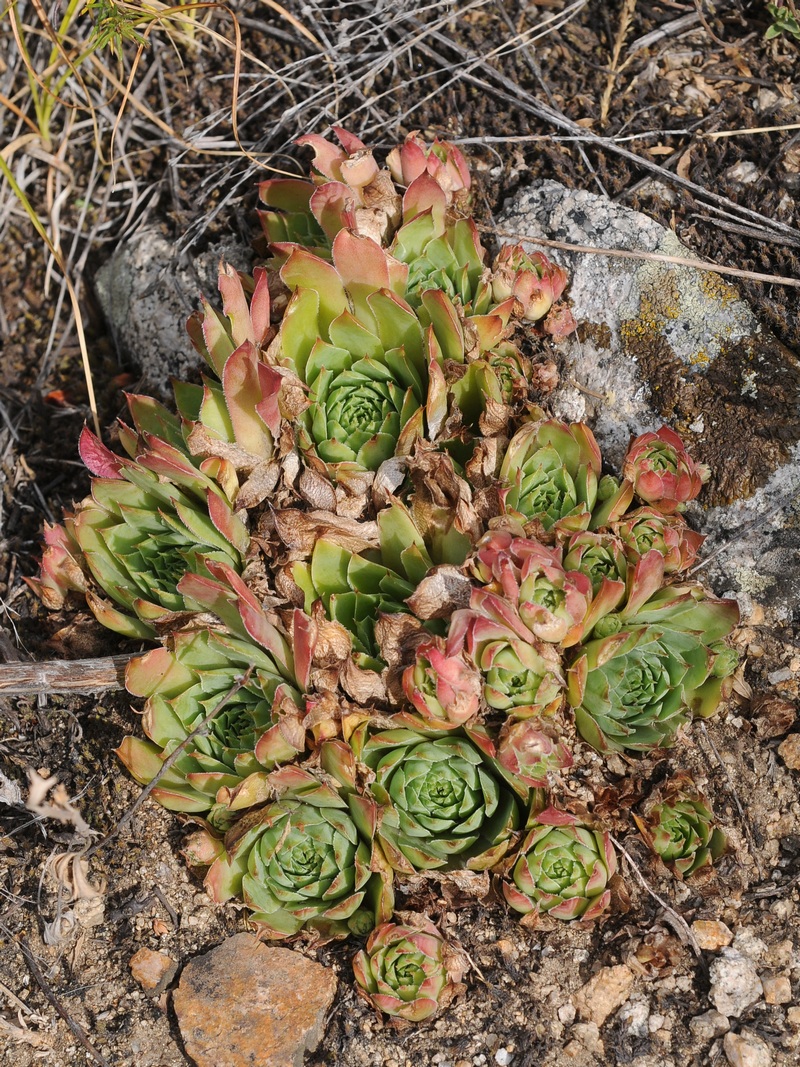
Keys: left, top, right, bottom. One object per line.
{"left": 331, "top": 126, "right": 367, "bottom": 154}
{"left": 79, "top": 426, "right": 122, "bottom": 478}
{"left": 125, "top": 645, "right": 192, "bottom": 698}
{"left": 292, "top": 608, "right": 315, "bottom": 690}
{"left": 280, "top": 249, "right": 347, "bottom": 330}
{"left": 403, "top": 173, "right": 447, "bottom": 232}
{"left": 566, "top": 655, "right": 588, "bottom": 706}
{"left": 251, "top": 267, "right": 271, "bottom": 344}
{"left": 421, "top": 289, "right": 464, "bottom": 363}
{"left": 535, "top": 806, "right": 578, "bottom": 828}
{"left": 296, "top": 133, "right": 346, "bottom": 179}
{"left": 218, "top": 263, "right": 254, "bottom": 348}
{"left": 222, "top": 341, "right": 273, "bottom": 458}
{"left": 200, "top": 299, "right": 236, "bottom": 378}
{"left": 258, "top": 177, "right": 314, "bottom": 212}
{"left": 206, "top": 491, "right": 249, "bottom": 555}
{"left": 310, "top": 182, "right": 356, "bottom": 240}
{"left": 86, "top": 589, "right": 155, "bottom": 640}
{"left": 623, "top": 549, "right": 666, "bottom": 619}
{"left": 115, "top": 735, "right": 161, "bottom": 784}
{"left": 256, "top": 363, "right": 284, "bottom": 438}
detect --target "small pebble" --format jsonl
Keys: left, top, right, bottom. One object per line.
{"left": 692, "top": 920, "right": 733, "bottom": 951}
{"left": 762, "top": 975, "right": 792, "bottom": 1005}
{"left": 495, "top": 1051, "right": 512, "bottom": 1066}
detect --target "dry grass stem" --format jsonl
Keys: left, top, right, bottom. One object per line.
{"left": 488, "top": 226, "right": 800, "bottom": 289}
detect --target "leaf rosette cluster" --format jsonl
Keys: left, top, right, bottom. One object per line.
{"left": 29, "top": 126, "right": 745, "bottom": 1024}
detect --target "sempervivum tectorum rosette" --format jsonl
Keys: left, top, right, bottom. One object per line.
{"left": 396, "top": 636, "right": 482, "bottom": 732}
{"left": 46, "top": 429, "right": 248, "bottom": 640}
{"left": 566, "top": 585, "right": 739, "bottom": 753}
{"left": 623, "top": 425, "right": 711, "bottom": 514}
{"left": 276, "top": 232, "right": 429, "bottom": 473}
{"left": 205, "top": 766, "right": 393, "bottom": 940}
{"left": 469, "top": 530, "right": 592, "bottom": 646}
{"left": 634, "top": 774, "right": 727, "bottom": 881}
{"left": 354, "top": 728, "right": 522, "bottom": 872}
{"left": 387, "top": 132, "right": 472, "bottom": 204}
{"left": 496, "top": 719, "right": 573, "bottom": 790}
{"left": 489, "top": 244, "right": 576, "bottom": 337}
{"left": 353, "top": 916, "right": 467, "bottom": 1021}
{"left": 447, "top": 602, "right": 565, "bottom": 721}
{"left": 612, "top": 506, "right": 704, "bottom": 574}
{"left": 259, "top": 126, "right": 401, "bottom": 254}
{"left": 497, "top": 417, "right": 614, "bottom": 534}
{"left": 503, "top": 807, "right": 616, "bottom": 922}
{"left": 290, "top": 501, "right": 442, "bottom": 671}
{"left": 117, "top": 563, "right": 314, "bottom": 824}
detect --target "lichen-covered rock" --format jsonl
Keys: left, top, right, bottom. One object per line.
{"left": 499, "top": 182, "right": 800, "bottom": 627}
{"left": 94, "top": 230, "right": 252, "bottom": 396}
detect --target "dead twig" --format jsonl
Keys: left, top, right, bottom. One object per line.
{"left": 0, "top": 654, "right": 130, "bottom": 696}
{"left": 697, "top": 723, "right": 765, "bottom": 882}
{"left": 610, "top": 835, "right": 704, "bottom": 962}
{"left": 84, "top": 667, "right": 253, "bottom": 859}
{"left": 485, "top": 226, "right": 800, "bottom": 289}
{"left": 17, "top": 937, "right": 110, "bottom": 1067}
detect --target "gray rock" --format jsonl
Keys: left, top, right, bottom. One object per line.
{"left": 709, "top": 949, "right": 763, "bottom": 1018}
{"left": 94, "top": 229, "right": 252, "bottom": 396}
{"left": 499, "top": 182, "right": 800, "bottom": 627}
{"left": 690, "top": 1009, "right": 731, "bottom": 1041}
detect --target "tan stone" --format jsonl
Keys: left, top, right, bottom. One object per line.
{"left": 172, "top": 933, "right": 337, "bottom": 1067}
{"left": 778, "top": 733, "right": 800, "bottom": 770}
{"left": 572, "top": 964, "right": 635, "bottom": 1027}
{"left": 762, "top": 975, "right": 792, "bottom": 1005}
{"left": 692, "top": 919, "right": 734, "bottom": 951}
{"left": 723, "top": 1029, "right": 772, "bottom": 1067}
{"left": 129, "top": 947, "right": 177, "bottom": 995}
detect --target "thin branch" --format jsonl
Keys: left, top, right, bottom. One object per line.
{"left": 610, "top": 835, "right": 703, "bottom": 961}
{"left": 486, "top": 226, "right": 800, "bottom": 289}
{"left": 84, "top": 666, "right": 253, "bottom": 859}
{"left": 0, "top": 655, "right": 130, "bottom": 697}
{"left": 17, "top": 937, "right": 111, "bottom": 1067}
{"left": 697, "top": 723, "right": 765, "bottom": 882}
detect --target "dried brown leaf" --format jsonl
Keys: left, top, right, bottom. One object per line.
{"left": 405, "top": 566, "right": 473, "bottom": 620}
{"left": 273, "top": 508, "right": 379, "bottom": 554}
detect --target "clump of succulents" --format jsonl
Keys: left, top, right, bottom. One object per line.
{"left": 31, "top": 127, "right": 742, "bottom": 1024}
{"left": 634, "top": 774, "right": 727, "bottom": 881}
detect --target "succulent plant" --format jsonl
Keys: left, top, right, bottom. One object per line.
{"left": 496, "top": 719, "right": 573, "bottom": 790}
{"left": 448, "top": 604, "right": 565, "bottom": 721}
{"left": 398, "top": 637, "right": 482, "bottom": 731}
{"left": 353, "top": 916, "right": 465, "bottom": 1021}
{"left": 612, "top": 507, "right": 704, "bottom": 574}
{"left": 117, "top": 563, "right": 314, "bottom": 823}
{"left": 259, "top": 126, "right": 401, "bottom": 254}
{"left": 205, "top": 766, "right": 393, "bottom": 939}
{"left": 498, "top": 418, "right": 603, "bottom": 532}
{"left": 64, "top": 429, "right": 247, "bottom": 639}
{"left": 623, "top": 425, "right": 710, "bottom": 514}
{"left": 277, "top": 233, "right": 430, "bottom": 472}
{"left": 469, "top": 530, "right": 592, "bottom": 646}
{"left": 567, "top": 584, "right": 739, "bottom": 753}
{"left": 634, "top": 776, "right": 726, "bottom": 879}
{"left": 291, "top": 501, "right": 440, "bottom": 667}
{"left": 503, "top": 806, "right": 616, "bottom": 921}
{"left": 33, "top": 123, "right": 749, "bottom": 1016}
{"left": 489, "top": 244, "right": 570, "bottom": 326}
{"left": 358, "top": 728, "right": 521, "bottom": 872}
{"left": 387, "top": 132, "right": 471, "bottom": 202}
